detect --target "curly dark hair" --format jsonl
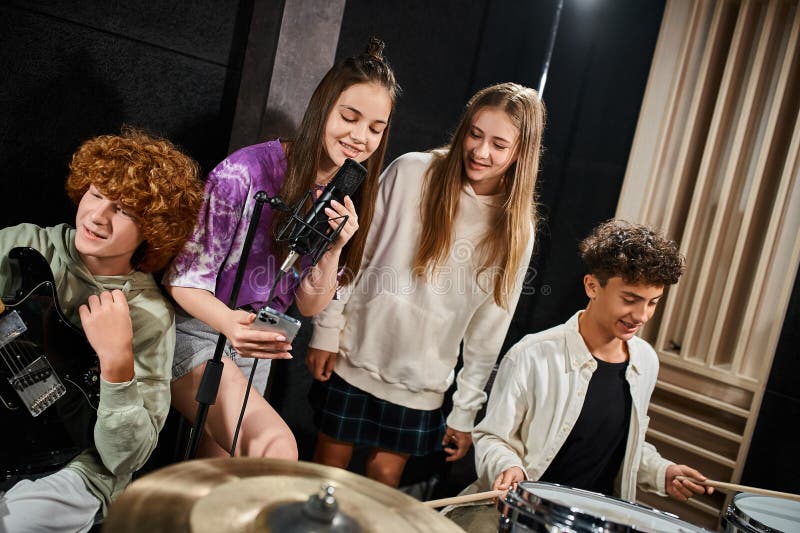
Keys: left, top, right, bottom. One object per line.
{"left": 579, "top": 219, "right": 685, "bottom": 286}
{"left": 65, "top": 127, "right": 204, "bottom": 272}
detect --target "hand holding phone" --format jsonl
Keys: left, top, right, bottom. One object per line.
{"left": 250, "top": 306, "right": 301, "bottom": 343}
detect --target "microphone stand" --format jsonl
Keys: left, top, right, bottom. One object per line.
{"left": 227, "top": 196, "right": 349, "bottom": 455}
{"left": 184, "top": 191, "right": 271, "bottom": 460}
{"left": 184, "top": 189, "right": 348, "bottom": 460}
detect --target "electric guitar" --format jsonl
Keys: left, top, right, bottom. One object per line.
{"left": 0, "top": 247, "right": 100, "bottom": 480}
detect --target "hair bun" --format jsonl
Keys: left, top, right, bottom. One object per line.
{"left": 364, "top": 37, "right": 385, "bottom": 61}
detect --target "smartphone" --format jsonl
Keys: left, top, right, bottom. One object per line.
{"left": 250, "top": 305, "right": 302, "bottom": 342}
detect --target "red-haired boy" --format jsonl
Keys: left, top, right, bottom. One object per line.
{"left": 0, "top": 129, "right": 203, "bottom": 531}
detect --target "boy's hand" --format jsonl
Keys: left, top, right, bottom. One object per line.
{"left": 442, "top": 427, "right": 472, "bottom": 462}
{"left": 493, "top": 466, "right": 525, "bottom": 493}
{"left": 79, "top": 290, "right": 135, "bottom": 383}
{"left": 665, "top": 464, "right": 713, "bottom": 500}
{"left": 306, "top": 348, "right": 336, "bottom": 381}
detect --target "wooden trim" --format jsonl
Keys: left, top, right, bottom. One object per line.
{"left": 734, "top": 20, "right": 800, "bottom": 482}
{"left": 735, "top": 5, "right": 800, "bottom": 381}
{"left": 637, "top": 1, "right": 719, "bottom": 343}
{"left": 679, "top": 496, "right": 723, "bottom": 518}
{"left": 681, "top": 0, "right": 759, "bottom": 365}
{"left": 619, "top": 0, "right": 800, "bottom": 516}
{"left": 711, "top": 0, "right": 788, "bottom": 374}
{"left": 701, "top": 0, "right": 778, "bottom": 370}
{"left": 655, "top": 380, "right": 750, "bottom": 418}
{"left": 658, "top": 360, "right": 754, "bottom": 408}
{"left": 647, "top": 404, "right": 743, "bottom": 443}
{"left": 647, "top": 429, "right": 737, "bottom": 467}
{"left": 658, "top": 353, "right": 759, "bottom": 391}
{"left": 655, "top": 0, "right": 737, "bottom": 360}
{"left": 617, "top": 0, "right": 700, "bottom": 222}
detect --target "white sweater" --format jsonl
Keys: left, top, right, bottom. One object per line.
{"left": 310, "top": 152, "right": 534, "bottom": 432}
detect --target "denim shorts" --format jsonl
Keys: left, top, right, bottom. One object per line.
{"left": 171, "top": 310, "right": 271, "bottom": 394}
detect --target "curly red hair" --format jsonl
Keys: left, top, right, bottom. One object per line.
{"left": 65, "top": 127, "right": 203, "bottom": 272}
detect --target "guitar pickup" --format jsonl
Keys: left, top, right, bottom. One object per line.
{"left": 0, "top": 310, "right": 26, "bottom": 349}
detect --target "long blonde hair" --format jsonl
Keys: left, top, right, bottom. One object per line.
{"left": 413, "top": 82, "right": 546, "bottom": 308}
{"left": 272, "top": 38, "right": 400, "bottom": 285}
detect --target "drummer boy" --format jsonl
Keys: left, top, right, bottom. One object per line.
{"left": 472, "top": 219, "right": 712, "bottom": 502}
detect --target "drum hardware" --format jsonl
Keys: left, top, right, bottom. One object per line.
{"left": 496, "top": 481, "right": 710, "bottom": 532}
{"left": 267, "top": 483, "right": 360, "bottom": 532}
{"left": 103, "top": 458, "right": 465, "bottom": 532}
{"left": 720, "top": 492, "right": 800, "bottom": 533}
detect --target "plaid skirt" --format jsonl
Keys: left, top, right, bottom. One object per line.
{"left": 309, "top": 373, "right": 446, "bottom": 456}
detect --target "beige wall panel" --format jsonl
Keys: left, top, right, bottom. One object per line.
{"left": 618, "top": 1, "right": 800, "bottom": 522}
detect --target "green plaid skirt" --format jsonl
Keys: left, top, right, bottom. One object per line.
{"left": 309, "top": 372, "right": 446, "bottom": 456}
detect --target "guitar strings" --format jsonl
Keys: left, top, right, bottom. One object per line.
{"left": 1, "top": 338, "right": 46, "bottom": 390}
{"left": 1, "top": 343, "right": 26, "bottom": 376}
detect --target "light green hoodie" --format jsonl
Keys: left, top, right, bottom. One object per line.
{"left": 0, "top": 223, "right": 175, "bottom": 513}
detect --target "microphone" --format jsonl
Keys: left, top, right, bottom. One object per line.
{"left": 278, "top": 158, "right": 367, "bottom": 271}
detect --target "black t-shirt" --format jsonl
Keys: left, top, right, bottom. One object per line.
{"left": 539, "top": 356, "right": 632, "bottom": 495}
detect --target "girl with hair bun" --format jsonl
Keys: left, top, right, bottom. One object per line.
{"left": 164, "top": 38, "right": 400, "bottom": 459}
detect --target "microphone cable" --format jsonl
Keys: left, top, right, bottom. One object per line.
{"left": 229, "top": 267, "right": 285, "bottom": 456}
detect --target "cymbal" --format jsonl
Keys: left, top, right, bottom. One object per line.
{"left": 104, "top": 458, "right": 465, "bottom": 532}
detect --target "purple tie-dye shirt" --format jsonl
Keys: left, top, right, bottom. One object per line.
{"left": 164, "top": 140, "right": 300, "bottom": 312}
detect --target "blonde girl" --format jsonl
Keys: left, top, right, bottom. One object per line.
{"left": 307, "top": 82, "right": 546, "bottom": 486}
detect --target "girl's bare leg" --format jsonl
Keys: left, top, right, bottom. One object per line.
{"left": 365, "top": 448, "right": 409, "bottom": 487}
{"left": 313, "top": 432, "right": 355, "bottom": 470}
{"left": 171, "top": 357, "right": 298, "bottom": 459}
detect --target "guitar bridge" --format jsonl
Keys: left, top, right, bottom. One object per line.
{"left": 1, "top": 310, "right": 67, "bottom": 416}
{"left": 7, "top": 357, "right": 67, "bottom": 416}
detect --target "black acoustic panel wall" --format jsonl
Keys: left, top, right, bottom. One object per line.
{"left": 502, "top": 0, "right": 666, "bottom": 350}
{"left": 762, "top": 269, "right": 800, "bottom": 402}
{"left": 335, "top": 0, "right": 491, "bottom": 163}
{"left": 5, "top": 0, "right": 243, "bottom": 65}
{"left": 742, "top": 268, "right": 800, "bottom": 492}
{"left": 0, "top": 2, "right": 250, "bottom": 229}
{"left": 467, "top": 0, "right": 558, "bottom": 93}
{"left": 742, "top": 390, "right": 800, "bottom": 492}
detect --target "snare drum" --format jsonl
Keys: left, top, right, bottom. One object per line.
{"left": 497, "top": 481, "right": 708, "bottom": 532}
{"left": 721, "top": 493, "right": 800, "bottom": 532}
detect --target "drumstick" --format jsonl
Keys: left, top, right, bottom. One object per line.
{"left": 423, "top": 489, "right": 505, "bottom": 508}
{"left": 675, "top": 476, "right": 800, "bottom": 502}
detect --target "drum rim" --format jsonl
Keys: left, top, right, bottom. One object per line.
{"left": 727, "top": 494, "right": 792, "bottom": 533}
{"left": 498, "top": 481, "right": 706, "bottom": 532}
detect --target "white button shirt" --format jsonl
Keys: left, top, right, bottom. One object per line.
{"left": 471, "top": 311, "right": 672, "bottom": 501}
